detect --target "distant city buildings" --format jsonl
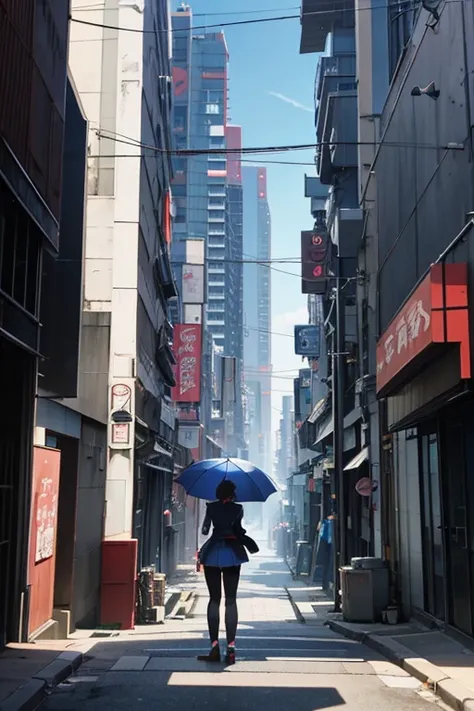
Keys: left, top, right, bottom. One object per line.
{"left": 242, "top": 167, "right": 272, "bottom": 475}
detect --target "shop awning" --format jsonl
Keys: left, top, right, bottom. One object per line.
{"left": 344, "top": 447, "right": 369, "bottom": 471}
{"left": 145, "top": 461, "right": 173, "bottom": 474}
{"left": 314, "top": 417, "right": 333, "bottom": 444}
{"left": 308, "top": 398, "right": 326, "bottom": 424}
{"left": 313, "top": 407, "right": 362, "bottom": 446}
{"left": 153, "top": 441, "right": 173, "bottom": 458}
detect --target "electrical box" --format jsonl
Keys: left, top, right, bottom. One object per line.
{"left": 340, "top": 557, "right": 389, "bottom": 622}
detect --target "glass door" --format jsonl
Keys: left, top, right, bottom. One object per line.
{"left": 443, "top": 420, "right": 473, "bottom": 636}
{"left": 419, "top": 430, "right": 445, "bottom": 620}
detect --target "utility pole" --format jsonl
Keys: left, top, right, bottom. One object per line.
{"left": 331, "top": 264, "right": 346, "bottom": 612}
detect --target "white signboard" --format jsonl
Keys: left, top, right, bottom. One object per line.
{"left": 185, "top": 240, "right": 205, "bottom": 265}
{"left": 184, "top": 304, "right": 202, "bottom": 324}
{"left": 182, "top": 264, "right": 205, "bottom": 304}
{"left": 178, "top": 426, "right": 200, "bottom": 449}
{"left": 112, "top": 423, "right": 130, "bottom": 444}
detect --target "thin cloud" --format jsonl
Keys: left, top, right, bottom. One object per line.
{"left": 267, "top": 91, "right": 313, "bottom": 112}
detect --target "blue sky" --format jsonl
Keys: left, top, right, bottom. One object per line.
{"left": 175, "top": 1, "right": 319, "bottom": 433}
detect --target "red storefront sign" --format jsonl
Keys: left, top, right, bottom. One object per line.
{"left": 376, "top": 263, "right": 471, "bottom": 395}
{"left": 172, "top": 324, "right": 202, "bottom": 403}
{"left": 172, "top": 66, "right": 188, "bottom": 97}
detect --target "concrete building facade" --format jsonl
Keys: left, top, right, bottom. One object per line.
{"left": 242, "top": 167, "right": 272, "bottom": 474}
{"left": 68, "top": 0, "right": 179, "bottom": 617}
{"left": 0, "top": 0, "right": 71, "bottom": 648}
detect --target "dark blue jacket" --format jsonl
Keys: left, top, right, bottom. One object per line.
{"left": 199, "top": 501, "right": 258, "bottom": 563}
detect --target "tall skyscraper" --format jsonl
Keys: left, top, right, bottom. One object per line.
{"left": 171, "top": 6, "right": 245, "bottom": 457}
{"left": 242, "top": 167, "right": 272, "bottom": 473}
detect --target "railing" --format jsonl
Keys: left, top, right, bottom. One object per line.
{"left": 315, "top": 54, "right": 356, "bottom": 103}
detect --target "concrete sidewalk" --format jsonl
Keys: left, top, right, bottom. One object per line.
{"left": 286, "top": 581, "right": 474, "bottom": 711}
{"left": 0, "top": 644, "right": 83, "bottom": 711}
{"left": 0, "top": 565, "right": 202, "bottom": 711}
{"left": 328, "top": 618, "right": 474, "bottom": 711}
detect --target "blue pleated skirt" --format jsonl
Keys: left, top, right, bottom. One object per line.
{"left": 204, "top": 539, "right": 249, "bottom": 568}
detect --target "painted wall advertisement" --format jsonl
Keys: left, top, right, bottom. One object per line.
{"left": 182, "top": 264, "right": 205, "bottom": 304}
{"left": 33, "top": 448, "right": 60, "bottom": 563}
{"left": 172, "top": 324, "right": 202, "bottom": 402}
{"left": 29, "top": 446, "right": 61, "bottom": 635}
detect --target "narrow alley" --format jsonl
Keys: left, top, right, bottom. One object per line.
{"left": 41, "top": 553, "right": 443, "bottom": 711}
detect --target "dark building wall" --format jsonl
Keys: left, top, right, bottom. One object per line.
{"left": 136, "top": 0, "right": 174, "bottom": 422}
{"left": 0, "top": 1, "right": 70, "bottom": 244}
{"left": 0, "top": 1, "right": 71, "bottom": 648}
{"left": 376, "top": 2, "right": 474, "bottom": 333}
{"left": 39, "top": 78, "right": 87, "bottom": 398}
{"left": 72, "top": 419, "right": 107, "bottom": 628}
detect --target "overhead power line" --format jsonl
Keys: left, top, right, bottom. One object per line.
{"left": 194, "top": 7, "right": 301, "bottom": 16}
{"left": 246, "top": 325, "right": 293, "bottom": 338}
{"left": 74, "top": 3, "right": 301, "bottom": 12}
{"left": 94, "top": 130, "right": 463, "bottom": 155}
{"left": 90, "top": 153, "right": 317, "bottom": 166}
{"left": 69, "top": 1, "right": 435, "bottom": 34}
{"left": 69, "top": 12, "right": 300, "bottom": 33}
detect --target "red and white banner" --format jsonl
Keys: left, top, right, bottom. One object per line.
{"left": 172, "top": 324, "right": 202, "bottom": 403}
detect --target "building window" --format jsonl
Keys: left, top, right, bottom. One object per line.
{"left": 172, "top": 183, "right": 187, "bottom": 197}
{"left": 208, "top": 161, "right": 226, "bottom": 172}
{"left": 208, "top": 249, "right": 224, "bottom": 260}
{"left": 175, "top": 205, "right": 186, "bottom": 223}
{"left": 388, "top": 2, "right": 417, "bottom": 79}
{"left": 210, "top": 137, "right": 225, "bottom": 149}
{"left": 208, "top": 312, "right": 225, "bottom": 322}
{"left": 208, "top": 261, "right": 224, "bottom": 270}
{"left": 208, "top": 210, "right": 225, "bottom": 219}
{"left": 206, "top": 103, "right": 220, "bottom": 114}
{"left": 0, "top": 188, "right": 40, "bottom": 316}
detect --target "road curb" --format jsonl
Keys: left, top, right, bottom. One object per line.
{"left": 327, "top": 620, "right": 474, "bottom": 711}
{"left": 0, "top": 651, "right": 83, "bottom": 711}
{"left": 284, "top": 586, "right": 306, "bottom": 624}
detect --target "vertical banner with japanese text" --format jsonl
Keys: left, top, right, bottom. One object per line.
{"left": 28, "top": 446, "right": 61, "bottom": 635}
{"left": 172, "top": 324, "right": 202, "bottom": 403}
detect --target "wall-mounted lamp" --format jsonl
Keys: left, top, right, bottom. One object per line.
{"left": 421, "top": 0, "right": 441, "bottom": 24}
{"left": 411, "top": 81, "right": 440, "bottom": 100}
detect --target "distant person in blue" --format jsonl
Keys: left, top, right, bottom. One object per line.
{"left": 197, "top": 480, "right": 258, "bottom": 665}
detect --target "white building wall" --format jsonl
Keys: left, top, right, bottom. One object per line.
{"left": 69, "top": 0, "right": 146, "bottom": 540}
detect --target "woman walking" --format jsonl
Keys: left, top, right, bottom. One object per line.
{"left": 197, "top": 479, "right": 257, "bottom": 665}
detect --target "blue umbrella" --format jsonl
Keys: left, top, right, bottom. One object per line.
{"left": 175, "top": 457, "right": 277, "bottom": 502}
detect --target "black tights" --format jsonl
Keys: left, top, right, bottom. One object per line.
{"left": 204, "top": 565, "right": 241, "bottom": 645}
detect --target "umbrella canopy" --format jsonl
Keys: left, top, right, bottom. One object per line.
{"left": 175, "top": 457, "right": 278, "bottom": 502}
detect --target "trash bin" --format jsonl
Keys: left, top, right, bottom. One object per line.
{"left": 340, "top": 557, "right": 389, "bottom": 622}
{"left": 295, "top": 541, "right": 311, "bottom": 576}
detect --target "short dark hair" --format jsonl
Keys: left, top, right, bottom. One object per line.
{"left": 216, "top": 479, "right": 236, "bottom": 502}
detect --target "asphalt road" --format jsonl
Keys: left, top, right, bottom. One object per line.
{"left": 43, "top": 551, "right": 445, "bottom": 711}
